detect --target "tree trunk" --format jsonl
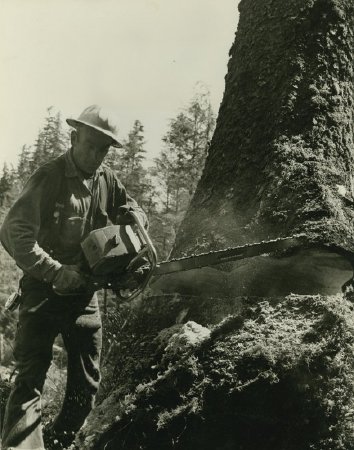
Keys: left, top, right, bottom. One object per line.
{"left": 155, "top": 0, "right": 354, "bottom": 299}
{"left": 174, "top": 0, "right": 354, "bottom": 257}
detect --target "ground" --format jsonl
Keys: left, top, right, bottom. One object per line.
{"left": 76, "top": 293, "right": 354, "bottom": 450}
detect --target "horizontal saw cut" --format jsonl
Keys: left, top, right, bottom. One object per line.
{"left": 78, "top": 215, "right": 353, "bottom": 300}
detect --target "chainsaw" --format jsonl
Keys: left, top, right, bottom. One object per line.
{"left": 76, "top": 211, "right": 311, "bottom": 301}
{"left": 5, "top": 211, "right": 351, "bottom": 311}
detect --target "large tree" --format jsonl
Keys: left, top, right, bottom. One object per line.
{"left": 174, "top": 0, "right": 354, "bottom": 259}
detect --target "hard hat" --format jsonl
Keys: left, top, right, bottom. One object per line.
{"left": 66, "top": 105, "right": 123, "bottom": 148}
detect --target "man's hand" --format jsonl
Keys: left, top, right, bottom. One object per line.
{"left": 116, "top": 205, "right": 135, "bottom": 225}
{"left": 52, "top": 265, "right": 87, "bottom": 294}
{"left": 116, "top": 205, "right": 148, "bottom": 228}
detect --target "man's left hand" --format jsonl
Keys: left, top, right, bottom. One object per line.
{"left": 53, "top": 265, "right": 88, "bottom": 295}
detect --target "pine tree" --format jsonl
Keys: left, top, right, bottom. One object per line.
{"left": 0, "top": 163, "right": 16, "bottom": 207}
{"left": 106, "top": 120, "right": 158, "bottom": 217}
{"left": 119, "top": 120, "right": 147, "bottom": 198}
{"left": 30, "top": 107, "right": 69, "bottom": 172}
{"left": 151, "top": 89, "right": 215, "bottom": 256}
{"left": 17, "top": 144, "right": 33, "bottom": 187}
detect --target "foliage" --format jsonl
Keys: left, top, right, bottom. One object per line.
{"left": 0, "top": 205, "right": 21, "bottom": 367}
{"left": 30, "top": 107, "right": 70, "bottom": 174}
{"left": 0, "top": 164, "right": 17, "bottom": 208}
{"left": 106, "top": 120, "right": 159, "bottom": 219}
{"left": 159, "top": 89, "right": 215, "bottom": 202}
{"left": 17, "top": 145, "right": 33, "bottom": 187}
{"left": 0, "top": 370, "right": 12, "bottom": 432}
{"left": 151, "top": 88, "right": 215, "bottom": 257}
{"left": 120, "top": 120, "right": 147, "bottom": 196}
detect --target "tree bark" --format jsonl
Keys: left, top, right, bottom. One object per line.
{"left": 174, "top": 0, "right": 354, "bottom": 259}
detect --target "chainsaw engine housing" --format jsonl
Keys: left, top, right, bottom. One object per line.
{"left": 81, "top": 225, "right": 142, "bottom": 276}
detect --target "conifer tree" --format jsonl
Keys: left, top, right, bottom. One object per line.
{"left": 151, "top": 89, "right": 215, "bottom": 256}
{"left": 30, "top": 107, "right": 69, "bottom": 172}
{"left": 0, "top": 163, "right": 16, "bottom": 207}
{"left": 17, "top": 144, "right": 33, "bottom": 187}
{"left": 119, "top": 120, "right": 147, "bottom": 199}
{"left": 106, "top": 120, "right": 158, "bottom": 216}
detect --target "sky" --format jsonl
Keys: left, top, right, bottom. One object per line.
{"left": 0, "top": 0, "right": 239, "bottom": 169}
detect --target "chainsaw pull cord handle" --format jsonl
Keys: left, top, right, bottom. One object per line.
{"left": 116, "top": 210, "right": 157, "bottom": 301}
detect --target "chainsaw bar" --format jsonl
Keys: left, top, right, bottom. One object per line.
{"left": 154, "top": 234, "right": 307, "bottom": 276}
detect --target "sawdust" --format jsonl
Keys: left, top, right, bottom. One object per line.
{"left": 77, "top": 294, "right": 354, "bottom": 450}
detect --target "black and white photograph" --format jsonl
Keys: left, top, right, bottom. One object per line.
{"left": 0, "top": 0, "right": 353, "bottom": 449}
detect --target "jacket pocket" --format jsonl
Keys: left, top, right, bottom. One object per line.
{"left": 60, "top": 215, "right": 88, "bottom": 245}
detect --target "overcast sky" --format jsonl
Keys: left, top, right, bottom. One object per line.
{"left": 0, "top": 0, "right": 239, "bottom": 169}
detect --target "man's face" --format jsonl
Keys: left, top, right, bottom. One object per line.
{"left": 72, "top": 126, "right": 113, "bottom": 174}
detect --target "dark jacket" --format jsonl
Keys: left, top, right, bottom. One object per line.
{"left": 0, "top": 149, "right": 147, "bottom": 282}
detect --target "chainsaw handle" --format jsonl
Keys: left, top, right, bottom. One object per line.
{"left": 115, "top": 210, "right": 157, "bottom": 301}
{"left": 129, "top": 211, "right": 157, "bottom": 264}
{"left": 116, "top": 287, "right": 141, "bottom": 302}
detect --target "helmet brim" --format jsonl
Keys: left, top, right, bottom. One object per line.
{"left": 66, "top": 118, "right": 123, "bottom": 148}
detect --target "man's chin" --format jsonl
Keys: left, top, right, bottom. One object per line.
{"left": 81, "top": 167, "right": 97, "bottom": 177}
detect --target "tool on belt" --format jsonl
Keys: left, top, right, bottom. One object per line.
{"left": 4, "top": 211, "right": 310, "bottom": 310}
{"left": 5, "top": 291, "right": 22, "bottom": 312}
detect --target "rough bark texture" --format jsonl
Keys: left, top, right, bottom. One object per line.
{"left": 173, "top": 0, "right": 354, "bottom": 257}
{"left": 78, "top": 295, "right": 354, "bottom": 450}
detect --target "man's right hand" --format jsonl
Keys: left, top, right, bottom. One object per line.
{"left": 52, "top": 265, "right": 87, "bottom": 294}
{"left": 116, "top": 205, "right": 135, "bottom": 225}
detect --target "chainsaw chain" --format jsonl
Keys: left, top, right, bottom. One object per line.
{"left": 158, "top": 234, "right": 307, "bottom": 267}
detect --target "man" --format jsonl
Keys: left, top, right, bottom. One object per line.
{"left": 0, "top": 105, "right": 147, "bottom": 450}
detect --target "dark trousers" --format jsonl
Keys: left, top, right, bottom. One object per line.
{"left": 1, "top": 276, "right": 102, "bottom": 450}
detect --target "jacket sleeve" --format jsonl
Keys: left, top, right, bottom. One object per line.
{"left": 106, "top": 171, "right": 148, "bottom": 229}
{"left": 0, "top": 166, "right": 62, "bottom": 282}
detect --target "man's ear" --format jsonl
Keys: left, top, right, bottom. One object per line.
{"left": 71, "top": 130, "right": 78, "bottom": 147}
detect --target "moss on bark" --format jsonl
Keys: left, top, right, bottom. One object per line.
{"left": 78, "top": 294, "right": 354, "bottom": 450}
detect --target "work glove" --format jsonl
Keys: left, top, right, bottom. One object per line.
{"left": 116, "top": 205, "right": 136, "bottom": 225}
{"left": 116, "top": 205, "right": 148, "bottom": 228}
{"left": 52, "top": 264, "right": 87, "bottom": 295}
